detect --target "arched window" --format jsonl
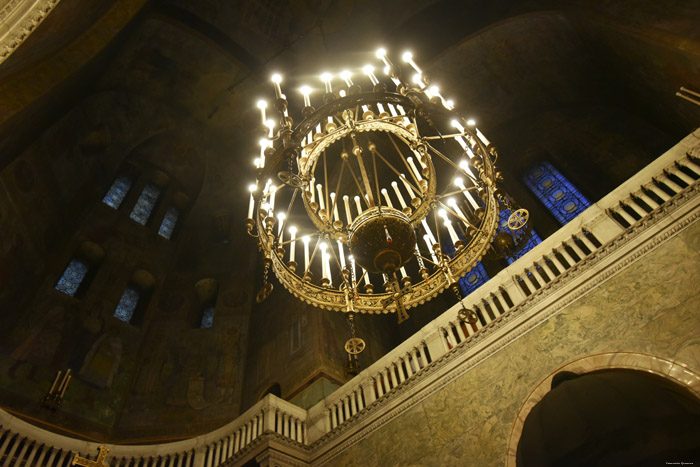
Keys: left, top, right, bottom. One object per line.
{"left": 200, "top": 305, "right": 215, "bottom": 328}
{"left": 114, "top": 270, "right": 155, "bottom": 324}
{"left": 54, "top": 242, "right": 104, "bottom": 298}
{"left": 158, "top": 206, "right": 180, "bottom": 239}
{"left": 195, "top": 278, "right": 218, "bottom": 328}
{"left": 523, "top": 162, "right": 590, "bottom": 225}
{"left": 130, "top": 183, "right": 161, "bottom": 225}
{"left": 102, "top": 176, "right": 133, "bottom": 209}
{"left": 114, "top": 285, "right": 141, "bottom": 323}
{"left": 55, "top": 258, "right": 89, "bottom": 297}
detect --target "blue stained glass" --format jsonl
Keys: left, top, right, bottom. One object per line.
{"left": 496, "top": 208, "right": 543, "bottom": 264}
{"left": 130, "top": 183, "right": 161, "bottom": 225}
{"left": 55, "top": 259, "right": 89, "bottom": 296}
{"left": 114, "top": 285, "right": 140, "bottom": 323}
{"left": 102, "top": 176, "right": 133, "bottom": 209}
{"left": 200, "top": 305, "right": 215, "bottom": 328}
{"left": 441, "top": 238, "right": 490, "bottom": 297}
{"left": 523, "top": 162, "right": 590, "bottom": 225}
{"left": 158, "top": 206, "right": 180, "bottom": 239}
{"left": 458, "top": 262, "right": 490, "bottom": 296}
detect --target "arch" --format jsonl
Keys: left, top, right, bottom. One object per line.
{"left": 506, "top": 352, "right": 700, "bottom": 467}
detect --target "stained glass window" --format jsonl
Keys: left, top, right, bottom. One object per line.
{"left": 129, "top": 183, "right": 161, "bottom": 225}
{"left": 102, "top": 176, "right": 133, "bottom": 209}
{"left": 496, "top": 208, "right": 543, "bottom": 265}
{"left": 158, "top": 206, "right": 180, "bottom": 239}
{"left": 441, "top": 238, "right": 490, "bottom": 297}
{"left": 55, "top": 259, "right": 89, "bottom": 296}
{"left": 201, "top": 305, "right": 215, "bottom": 328}
{"left": 114, "top": 285, "right": 140, "bottom": 323}
{"left": 458, "top": 262, "right": 490, "bottom": 296}
{"left": 523, "top": 162, "right": 590, "bottom": 225}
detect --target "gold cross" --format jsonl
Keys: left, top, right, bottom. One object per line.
{"left": 72, "top": 446, "right": 110, "bottom": 467}
{"left": 381, "top": 277, "right": 411, "bottom": 323}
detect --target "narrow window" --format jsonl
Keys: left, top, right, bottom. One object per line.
{"left": 114, "top": 285, "right": 141, "bottom": 323}
{"left": 523, "top": 162, "right": 590, "bottom": 225}
{"left": 130, "top": 183, "right": 161, "bottom": 225}
{"left": 55, "top": 259, "right": 89, "bottom": 297}
{"left": 102, "top": 176, "right": 133, "bottom": 209}
{"left": 200, "top": 305, "right": 215, "bottom": 328}
{"left": 158, "top": 206, "right": 180, "bottom": 239}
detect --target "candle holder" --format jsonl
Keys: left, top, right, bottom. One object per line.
{"left": 39, "top": 369, "right": 72, "bottom": 413}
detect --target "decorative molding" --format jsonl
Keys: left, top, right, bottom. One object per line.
{"left": 0, "top": 0, "right": 62, "bottom": 64}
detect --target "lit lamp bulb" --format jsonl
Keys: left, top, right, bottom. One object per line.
{"left": 271, "top": 73, "right": 283, "bottom": 98}
{"left": 363, "top": 64, "right": 378, "bottom": 85}
{"left": 445, "top": 99, "right": 455, "bottom": 110}
{"left": 289, "top": 226, "right": 297, "bottom": 263}
{"left": 454, "top": 177, "right": 480, "bottom": 210}
{"left": 256, "top": 99, "right": 267, "bottom": 125}
{"left": 320, "top": 72, "right": 333, "bottom": 93}
{"left": 412, "top": 73, "right": 423, "bottom": 86}
{"left": 459, "top": 159, "right": 475, "bottom": 178}
{"left": 439, "top": 209, "right": 460, "bottom": 244}
{"left": 247, "top": 184, "right": 256, "bottom": 219}
{"left": 300, "top": 85, "right": 312, "bottom": 107}
{"left": 376, "top": 48, "right": 391, "bottom": 68}
{"left": 402, "top": 51, "right": 422, "bottom": 74}
{"left": 447, "top": 197, "right": 468, "bottom": 223}
{"left": 451, "top": 119, "right": 469, "bottom": 151}
{"left": 340, "top": 70, "right": 353, "bottom": 87}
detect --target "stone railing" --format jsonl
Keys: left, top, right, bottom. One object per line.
{"left": 0, "top": 394, "right": 307, "bottom": 466}
{"left": 304, "top": 131, "right": 700, "bottom": 444}
{"left": 0, "top": 132, "right": 698, "bottom": 466}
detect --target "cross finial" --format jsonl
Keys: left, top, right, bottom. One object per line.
{"left": 381, "top": 276, "right": 411, "bottom": 323}
{"left": 72, "top": 446, "right": 110, "bottom": 467}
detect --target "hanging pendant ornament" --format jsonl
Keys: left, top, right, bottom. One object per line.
{"left": 452, "top": 282, "right": 478, "bottom": 324}
{"left": 345, "top": 337, "right": 366, "bottom": 355}
{"left": 278, "top": 152, "right": 305, "bottom": 188}
{"left": 344, "top": 313, "right": 365, "bottom": 376}
{"left": 256, "top": 258, "right": 274, "bottom": 303}
{"left": 508, "top": 208, "right": 529, "bottom": 230}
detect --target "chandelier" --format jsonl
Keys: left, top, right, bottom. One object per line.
{"left": 245, "top": 48, "right": 526, "bottom": 324}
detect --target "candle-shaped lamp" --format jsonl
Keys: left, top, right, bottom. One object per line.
{"left": 302, "top": 236, "right": 310, "bottom": 270}
{"left": 257, "top": 99, "right": 267, "bottom": 125}
{"left": 289, "top": 226, "right": 297, "bottom": 263}
{"left": 300, "top": 85, "right": 311, "bottom": 107}
{"left": 247, "top": 184, "right": 257, "bottom": 219}
{"left": 271, "top": 73, "right": 283, "bottom": 98}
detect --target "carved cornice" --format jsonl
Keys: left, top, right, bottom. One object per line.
{"left": 0, "top": 0, "right": 61, "bottom": 64}
{"left": 309, "top": 179, "right": 700, "bottom": 465}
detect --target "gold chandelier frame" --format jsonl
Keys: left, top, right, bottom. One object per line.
{"left": 247, "top": 49, "right": 504, "bottom": 319}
